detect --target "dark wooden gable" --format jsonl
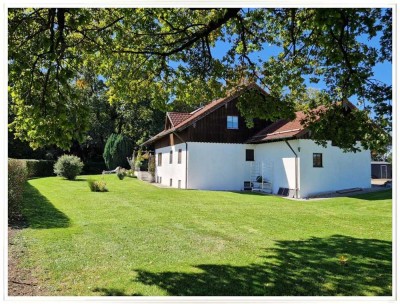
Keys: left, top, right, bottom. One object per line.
{"left": 154, "top": 97, "right": 268, "bottom": 149}
{"left": 181, "top": 97, "right": 267, "bottom": 143}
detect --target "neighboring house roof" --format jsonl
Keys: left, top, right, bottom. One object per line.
{"left": 246, "top": 111, "right": 308, "bottom": 143}
{"left": 142, "top": 82, "right": 269, "bottom": 146}
{"left": 167, "top": 112, "right": 192, "bottom": 127}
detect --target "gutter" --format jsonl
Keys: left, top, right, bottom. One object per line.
{"left": 173, "top": 132, "right": 188, "bottom": 189}
{"left": 285, "top": 140, "right": 299, "bottom": 199}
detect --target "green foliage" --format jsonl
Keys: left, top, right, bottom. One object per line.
{"left": 54, "top": 155, "right": 84, "bottom": 180}
{"left": 8, "top": 8, "right": 392, "bottom": 152}
{"left": 23, "top": 159, "right": 55, "bottom": 178}
{"left": 126, "top": 169, "right": 136, "bottom": 178}
{"left": 134, "top": 148, "right": 144, "bottom": 170}
{"left": 302, "top": 103, "right": 391, "bottom": 153}
{"left": 103, "top": 134, "right": 133, "bottom": 170}
{"left": 87, "top": 179, "right": 108, "bottom": 192}
{"left": 237, "top": 86, "right": 296, "bottom": 127}
{"left": 8, "top": 159, "right": 28, "bottom": 222}
{"left": 116, "top": 168, "right": 127, "bottom": 180}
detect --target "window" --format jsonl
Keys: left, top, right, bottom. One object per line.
{"left": 170, "top": 178, "right": 173, "bottom": 187}
{"left": 159, "top": 177, "right": 162, "bottom": 184}
{"left": 313, "top": 153, "right": 323, "bottom": 167}
{"left": 178, "top": 180, "right": 181, "bottom": 189}
{"left": 178, "top": 149, "right": 182, "bottom": 164}
{"left": 227, "top": 116, "right": 239, "bottom": 129}
{"left": 169, "top": 150, "right": 173, "bottom": 164}
{"left": 246, "top": 149, "right": 254, "bottom": 161}
{"left": 157, "top": 153, "right": 162, "bottom": 166}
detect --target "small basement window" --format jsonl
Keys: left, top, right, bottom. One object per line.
{"left": 170, "top": 178, "right": 173, "bottom": 187}
{"left": 157, "top": 153, "right": 162, "bottom": 166}
{"left": 246, "top": 149, "right": 254, "bottom": 161}
{"left": 227, "top": 116, "right": 239, "bottom": 129}
{"left": 313, "top": 153, "right": 323, "bottom": 167}
{"left": 178, "top": 180, "right": 181, "bottom": 189}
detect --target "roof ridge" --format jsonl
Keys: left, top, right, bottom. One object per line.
{"left": 168, "top": 111, "right": 192, "bottom": 114}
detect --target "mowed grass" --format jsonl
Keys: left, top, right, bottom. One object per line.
{"left": 12, "top": 175, "right": 392, "bottom": 296}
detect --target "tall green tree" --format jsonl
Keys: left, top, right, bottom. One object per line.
{"left": 8, "top": 8, "right": 391, "bottom": 152}
{"left": 103, "top": 133, "right": 134, "bottom": 169}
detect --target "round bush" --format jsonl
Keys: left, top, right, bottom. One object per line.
{"left": 54, "top": 155, "right": 84, "bottom": 180}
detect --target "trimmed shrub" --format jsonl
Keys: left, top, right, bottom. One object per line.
{"left": 87, "top": 179, "right": 108, "bottom": 192}
{"left": 25, "top": 159, "right": 55, "bottom": 178}
{"left": 8, "top": 159, "right": 28, "bottom": 222}
{"left": 54, "top": 155, "right": 84, "bottom": 180}
{"left": 103, "top": 134, "right": 134, "bottom": 170}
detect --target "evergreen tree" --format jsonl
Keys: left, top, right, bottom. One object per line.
{"left": 103, "top": 134, "right": 134, "bottom": 169}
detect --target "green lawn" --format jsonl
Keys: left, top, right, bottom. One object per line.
{"left": 11, "top": 175, "right": 392, "bottom": 296}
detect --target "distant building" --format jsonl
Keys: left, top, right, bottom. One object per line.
{"left": 371, "top": 161, "right": 392, "bottom": 179}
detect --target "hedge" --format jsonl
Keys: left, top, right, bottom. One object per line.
{"left": 8, "top": 158, "right": 28, "bottom": 222}
{"left": 25, "top": 159, "right": 55, "bottom": 178}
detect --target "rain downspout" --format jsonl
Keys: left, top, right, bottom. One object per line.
{"left": 285, "top": 140, "right": 299, "bottom": 199}
{"left": 173, "top": 131, "right": 188, "bottom": 189}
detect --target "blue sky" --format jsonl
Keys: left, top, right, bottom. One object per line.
{"left": 211, "top": 35, "right": 392, "bottom": 87}
{"left": 208, "top": 31, "right": 392, "bottom": 115}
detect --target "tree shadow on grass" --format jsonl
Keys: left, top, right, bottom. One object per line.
{"left": 11, "top": 183, "right": 71, "bottom": 229}
{"left": 92, "top": 287, "right": 142, "bottom": 296}
{"left": 133, "top": 235, "right": 391, "bottom": 296}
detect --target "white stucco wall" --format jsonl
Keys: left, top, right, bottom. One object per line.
{"left": 186, "top": 142, "right": 255, "bottom": 190}
{"left": 155, "top": 139, "right": 371, "bottom": 197}
{"left": 155, "top": 143, "right": 187, "bottom": 188}
{"left": 297, "top": 140, "right": 371, "bottom": 197}
{"left": 254, "top": 140, "right": 300, "bottom": 194}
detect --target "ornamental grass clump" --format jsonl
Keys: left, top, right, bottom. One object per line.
{"left": 116, "top": 167, "right": 127, "bottom": 180}
{"left": 87, "top": 179, "right": 108, "bottom": 192}
{"left": 54, "top": 155, "right": 84, "bottom": 180}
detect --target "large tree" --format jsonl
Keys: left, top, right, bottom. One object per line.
{"left": 8, "top": 8, "right": 391, "bottom": 152}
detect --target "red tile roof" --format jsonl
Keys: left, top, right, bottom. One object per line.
{"left": 246, "top": 105, "right": 332, "bottom": 143}
{"left": 246, "top": 111, "right": 308, "bottom": 143}
{"left": 167, "top": 112, "right": 192, "bottom": 127}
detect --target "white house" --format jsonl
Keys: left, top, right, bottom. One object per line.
{"left": 143, "top": 83, "right": 371, "bottom": 198}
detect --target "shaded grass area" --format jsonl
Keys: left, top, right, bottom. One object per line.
{"left": 134, "top": 235, "right": 391, "bottom": 296}
{"left": 12, "top": 176, "right": 392, "bottom": 296}
{"left": 10, "top": 182, "right": 70, "bottom": 229}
